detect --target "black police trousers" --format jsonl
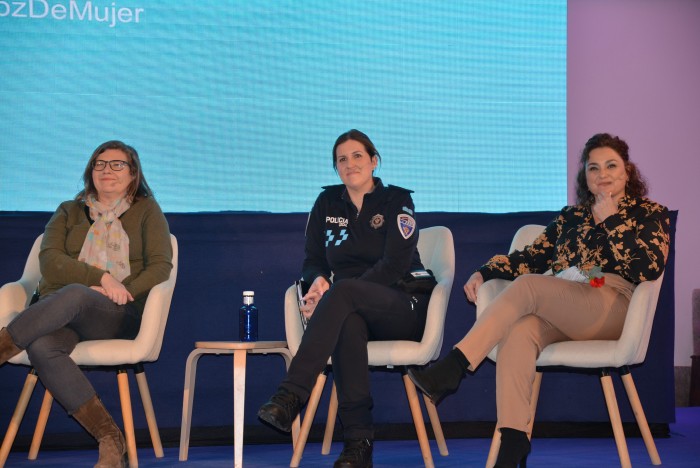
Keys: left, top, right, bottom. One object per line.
{"left": 280, "top": 278, "right": 429, "bottom": 440}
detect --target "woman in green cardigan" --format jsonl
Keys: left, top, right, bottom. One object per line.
{"left": 0, "top": 140, "right": 172, "bottom": 468}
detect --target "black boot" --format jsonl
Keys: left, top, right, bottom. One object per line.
{"left": 257, "top": 387, "right": 302, "bottom": 433}
{"left": 494, "top": 428, "right": 531, "bottom": 468}
{"left": 0, "top": 328, "right": 22, "bottom": 366}
{"left": 407, "top": 348, "right": 470, "bottom": 405}
{"left": 333, "top": 438, "right": 373, "bottom": 468}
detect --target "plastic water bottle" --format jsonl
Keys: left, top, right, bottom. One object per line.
{"left": 239, "top": 291, "right": 258, "bottom": 342}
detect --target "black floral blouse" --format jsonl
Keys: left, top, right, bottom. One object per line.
{"left": 479, "top": 196, "right": 670, "bottom": 285}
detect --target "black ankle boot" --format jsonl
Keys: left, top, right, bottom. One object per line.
{"left": 407, "top": 348, "right": 469, "bottom": 405}
{"left": 494, "top": 428, "right": 531, "bottom": 468}
{"left": 333, "top": 438, "right": 373, "bottom": 468}
{"left": 257, "top": 387, "right": 302, "bottom": 433}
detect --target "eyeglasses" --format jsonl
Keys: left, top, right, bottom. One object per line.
{"left": 93, "top": 160, "right": 131, "bottom": 171}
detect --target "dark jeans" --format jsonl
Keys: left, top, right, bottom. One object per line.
{"left": 281, "top": 278, "right": 429, "bottom": 440}
{"left": 7, "top": 284, "right": 140, "bottom": 414}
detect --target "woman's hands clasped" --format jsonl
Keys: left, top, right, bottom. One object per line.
{"left": 463, "top": 271, "right": 484, "bottom": 304}
{"left": 91, "top": 272, "right": 134, "bottom": 305}
{"left": 300, "top": 276, "right": 330, "bottom": 319}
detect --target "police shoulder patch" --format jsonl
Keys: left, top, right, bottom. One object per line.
{"left": 397, "top": 213, "right": 416, "bottom": 239}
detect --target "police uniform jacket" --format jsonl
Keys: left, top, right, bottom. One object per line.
{"left": 302, "top": 178, "right": 424, "bottom": 287}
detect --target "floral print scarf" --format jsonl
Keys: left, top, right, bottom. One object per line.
{"left": 78, "top": 195, "right": 131, "bottom": 281}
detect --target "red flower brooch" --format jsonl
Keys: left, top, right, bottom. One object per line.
{"left": 584, "top": 266, "right": 605, "bottom": 288}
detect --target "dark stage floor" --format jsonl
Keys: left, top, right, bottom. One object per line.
{"left": 4, "top": 407, "right": 699, "bottom": 467}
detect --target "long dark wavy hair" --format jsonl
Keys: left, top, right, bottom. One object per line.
{"left": 76, "top": 140, "right": 153, "bottom": 203}
{"left": 574, "top": 133, "right": 648, "bottom": 205}
{"left": 331, "top": 129, "right": 381, "bottom": 172}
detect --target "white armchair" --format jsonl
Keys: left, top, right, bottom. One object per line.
{"left": 476, "top": 225, "right": 663, "bottom": 468}
{"left": 284, "top": 225, "right": 455, "bottom": 468}
{"left": 0, "top": 234, "right": 178, "bottom": 468}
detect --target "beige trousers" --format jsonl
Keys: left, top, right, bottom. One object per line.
{"left": 455, "top": 274, "right": 633, "bottom": 433}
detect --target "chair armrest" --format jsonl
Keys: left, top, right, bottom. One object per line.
{"left": 0, "top": 282, "right": 29, "bottom": 328}
{"left": 284, "top": 285, "right": 305, "bottom": 356}
{"left": 132, "top": 279, "right": 176, "bottom": 362}
{"left": 475, "top": 279, "right": 512, "bottom": 361}
{"left": 475, "top": 279, "right": 511, "bottom": 318}
{"left": 417, "top": 281, "right": 451, "bottom": 363}
{"left": 614, "top": 273, "right": 664, "bottom": 366}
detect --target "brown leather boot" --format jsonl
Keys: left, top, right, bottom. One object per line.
{"left": 0, "top": 328, "right": 22, "bottom": 366}
{"left": 72, "top": 395, "right": 127, "bottom": 468}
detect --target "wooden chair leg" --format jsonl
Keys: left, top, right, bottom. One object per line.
{"left": 422, "top": 395, "right": 448, "bottom": 456}
{"left": 600, "top": 370, "right": 631, "bottom": 468}
{"left": 486, "top": 428, "right": 500, "bottom": 468}
{"left": 179, "top": 348, "right": 205, "bottom": 461}
{"left": 0, "top": 370, "right": 39, "bottom": 467}
{"left": 134, "top": 365, "right": 163, "bottom": 458}
{"left": 290, "top": 372, "right": 328, "bottom": 467}
{"left": 619, "top": 369, "right": 661, "bottom": 465}
{"left": 232, "top": 349, "right": 248, "bottom": 468}
{"left": 321, "top": 382, "right": 338, "bottom": 455}
{"left": 486, "top": 423, "right": 501, "bottom": 468}
{"left": 28, "top": 389, "right": 54, "bottom": 460}
{"left": 117, "top": 369, "right": 138, "bottom": 468}
{"left": 291, "top": 413, "right": 301, "bottom": 451}
{"left": 486, "top": 371, "right": 541, "bottom": 468}
{"left": 403, "top": 373, "right": 435, "bottom": 468}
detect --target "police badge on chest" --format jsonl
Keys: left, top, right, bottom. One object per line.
{"left": 370, "top": 214, "right": 384, "bottom": 229}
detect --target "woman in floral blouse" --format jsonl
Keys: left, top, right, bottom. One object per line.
{"left": 408, "top": 133, "right": 670, "bottom": 468}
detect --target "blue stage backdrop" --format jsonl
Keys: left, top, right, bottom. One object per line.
{"left": 0, "top": 0, "right": 566, "bottom": 213}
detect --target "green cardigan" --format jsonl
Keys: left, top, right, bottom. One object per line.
{"left": 38, "top": 196, "right": 173, "bottom": 314}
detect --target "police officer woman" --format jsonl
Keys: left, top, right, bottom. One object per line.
{"left": 258, "top": 129, "right": 433, "bottom": 468}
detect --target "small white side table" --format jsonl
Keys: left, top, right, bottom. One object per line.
{"left": 179, "top": 341, "right": 299, "bottom": 468}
